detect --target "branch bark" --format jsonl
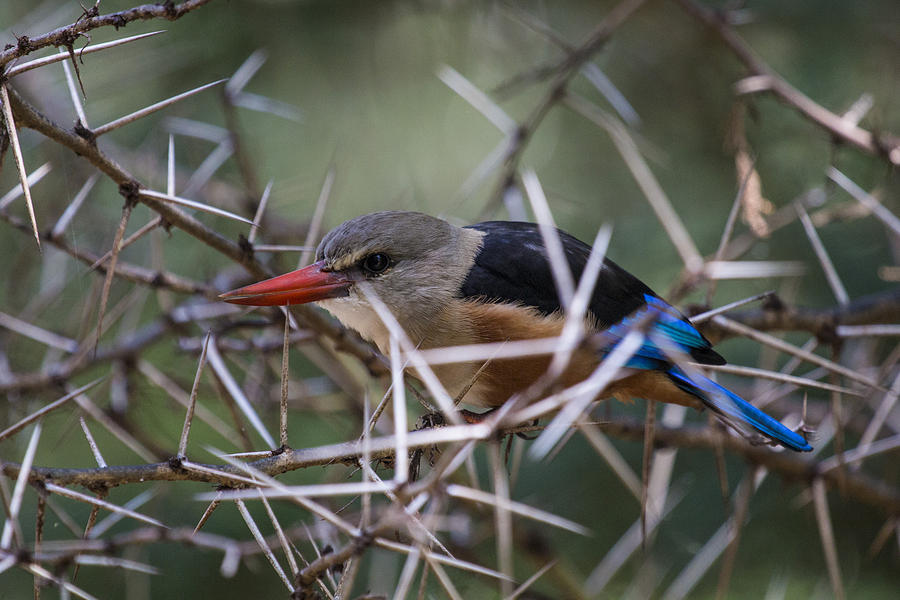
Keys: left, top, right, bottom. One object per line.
{"left": 3, "top": 87, "right": 387, "bottom": 383}
{"left": 0, "top": 1, "right": 216, "bottom": 69}
{"left": 674, "top": 0, "right": 900, "bottom": 165}
{"left": 701, "top": 287, "right": 900, "bottom": 345}
{"left": 4, "top": 419, "right": 898, "bottom": 514}
{"left": 482, "top": 0, "right": 651, "bottom": 217}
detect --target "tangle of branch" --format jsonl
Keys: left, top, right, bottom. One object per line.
{"left": 4, "top": 419, "right": 898, "bottom": 513}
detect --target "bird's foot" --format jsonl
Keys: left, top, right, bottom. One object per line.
{"left": 513, "top": 418, "right": 541, "bottom": 440}
{"left": 415, "top": 412, "right": 446, "bottom": 429}
{"left": 417, "top": 408, "right": 498, "bottom": 425}
{"left": 410, "top": 413, "right": 448, "bottom": 481}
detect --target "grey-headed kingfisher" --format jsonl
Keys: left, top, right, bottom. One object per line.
{"left": 221, "top": 211, "right": 812, "bottom": 452}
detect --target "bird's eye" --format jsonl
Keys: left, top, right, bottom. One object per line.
{"left": 362, "top": 253, "right": 391, "bottom": 275}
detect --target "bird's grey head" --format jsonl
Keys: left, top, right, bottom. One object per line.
{"left": 314, "top": 211, "right": 483, "bottom": 351}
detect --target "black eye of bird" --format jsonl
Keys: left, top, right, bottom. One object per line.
{"left": 362, "top": 253, "right": 391, "bottom": 275}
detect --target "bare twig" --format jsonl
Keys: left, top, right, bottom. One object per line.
{"left": 812, "top": 479, "right": 845, "bottom": 600}
{"left": 4, "top": 419, "right": 897, "bottom": 514}
{"left": 675, "top": 0, "right": 900, "bottom": 165}
{"left": 178, "top": 332, "right": 211, "bottom": 457}
{"left": 479, "top": 0, "right": 651, "bottom": 217}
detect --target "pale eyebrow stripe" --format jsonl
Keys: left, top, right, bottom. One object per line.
{"left": 330, "top": 249, "right": 368, "bottom": 271}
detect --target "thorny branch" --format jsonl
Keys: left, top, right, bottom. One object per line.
{"left": 3, "top": 86, "right": 386, "bottom": 382}
{"left": 28, "top": 526, "right": 242, "bottom": 570}
{"left": 0, "top": 205, "right": 215, "bottom": 297}
{"left": 482, "top": 0, "right": 652, "bottom": 216}
{"left": 0, "top": 1, "right": 215, "bottom": 69}
{"left": 3, "top": 420, "right": 899, "bottom": 514}
{"left": 5, "top": 86, "right": 261, "bottom": 271}
{"left": 0, "top": 274, "right": 894, "bottom": 394}
{"left": 1, "top": 1, "right": 899, "bottom": 598}
{"left": 674, "top": 0, "right": 900, "bottom": 165}
{"left": 701, "top": 287, "right": 900, "bottom": 345}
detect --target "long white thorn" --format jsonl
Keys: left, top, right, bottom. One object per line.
{"left": 522, "top": 169, "right": 575, "bottom": 309}
{"left": 1, "top": 423, "right": 42, "bottom": 549}
{"left": 390, "top": 336, "right": 408, "bottom": 485}
{"left": 438, "top": 65, "right": 516, "bottom": 135}
{"left": 51, "top": 174, "right": 99, "bottom": 238}
{"left": 7, "top": 32, "right": 166, "bottom": 77}
{"left": 60, "top": 49, "right": 88, "bottom": 126}
{"left": 44, "top": 483, "right": 166, "bottom": 529}
{"left": 0, "top": 83, "right": 40, "bottom": 249}
{"left": 828, "top": 167, "right": 900, "bottom": 237}
{"left": 93, "top": 80, "right": 227, "bottom": 137}
{"left": 0, "top": 162, "right": 51, "bottom": 209}
{"left": 139, "top": 189, "right": 254, "bottom": 225}
{"left": 226, "top": 50, "right": 268, "bottom": 96}
{"left": 206, "top": 338, "right": 276, "bottom": 449}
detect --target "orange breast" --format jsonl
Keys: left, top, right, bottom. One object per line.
{"left": 437, "top": 301, "right": 598, "bottom": 408}
{"left": 426, "top": 300, "right": 702, "bottom": 410}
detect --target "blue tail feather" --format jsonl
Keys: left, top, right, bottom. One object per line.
{"left": 601, "top": 294, "right": 813, "bottom": 452}
{"left": 666, "top": 368, "right": 812, "bottom": 452}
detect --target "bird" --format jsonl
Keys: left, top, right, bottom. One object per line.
{"left": 221, "top": 211, "right": 812, "bottom": 452}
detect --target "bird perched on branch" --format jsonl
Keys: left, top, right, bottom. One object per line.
{"left": 221, "top": 211, "right": 811, "bottom": 452}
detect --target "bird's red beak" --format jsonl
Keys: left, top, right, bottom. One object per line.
{"left": 219, "top": 260, "right": 351, "bottom": 306}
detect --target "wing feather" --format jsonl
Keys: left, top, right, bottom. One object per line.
{"left": 460, "top": 221, "right": 725, "bottom": 365}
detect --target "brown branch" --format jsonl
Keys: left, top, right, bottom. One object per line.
{"left": 699, "top": 287, "right": 900, "bottom": 345}
{"left": 0, "top": 1, "right": 216, "bottom": 69}
{"left": 481, "top": 0, "right": 651, "bottom": 217}
{"left": 8, "top": 282, "right": 887, "bottom": 397}
{"left": 4, "top": 419, "right": 897, "bottom": 514}
{"left": 0, "top": 322, "right": 169, "bottom": 394}
{"left": 0, "top": 206, "right": 214, "bottom": 296}
{"left": 674, "top": 0, "right": 900, "bottom": 166}
{"left": 0, "top": 298, "right": 349, "bottom": 394}
{"left": 0, "top": 290, "right": 384, "bottom": 395}
{"left": 6, "top": 87, "right": 261, "bottom": 274}
{"left": 293, "top": 529, "right": 375, "bottom": 598}
{"left": 30, "top": 526, "right": 241, "bottom": 567}
{"left": 4, "top": 87, "right": 386, "bottom": 380}
{"left": 0, "top": 300, "right": 256, "bottom": 393}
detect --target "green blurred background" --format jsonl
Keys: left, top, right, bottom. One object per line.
{"left": 1, "top": 0, "right": 898, "bottom": 598}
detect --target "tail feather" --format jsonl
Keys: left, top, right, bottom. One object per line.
{"left": 666, "top": 368, "right": 812, "bottom": 452}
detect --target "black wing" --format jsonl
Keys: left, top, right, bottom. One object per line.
{"left": 460, "top": 221, "right": 724, "bottom": 365}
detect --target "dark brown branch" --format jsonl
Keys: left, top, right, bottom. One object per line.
{"left": 293, "top": 528, "right": 375, "bottom": 598}
{"left": 0, "top": 294, "right": 384, "bottom": 395}
{"left": 0, "top": 299, "right": 269, "bottom": 393}
{"left": 0, "top": 317, "right": 170, "bottom": 393}
{"left": 6, "top": 283, "right": 889, "bottom": 396}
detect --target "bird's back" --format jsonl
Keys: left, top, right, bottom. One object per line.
{"left": 460, "top": 221, "right": 724, "bottom": 366}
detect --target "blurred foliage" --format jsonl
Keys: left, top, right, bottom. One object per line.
{"left": 1, "top": 0, "right": 898, "bottom": 598}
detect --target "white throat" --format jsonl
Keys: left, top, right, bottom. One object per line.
{"left": 317, "top": 295, "right": 391, "bottom": 355}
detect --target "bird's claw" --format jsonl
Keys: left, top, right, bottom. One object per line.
{"left": 415, "top": 412, "right": 445, "bottom": 430}
{"left": 410, "top": 412, "right": 447, "bottom": 481}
